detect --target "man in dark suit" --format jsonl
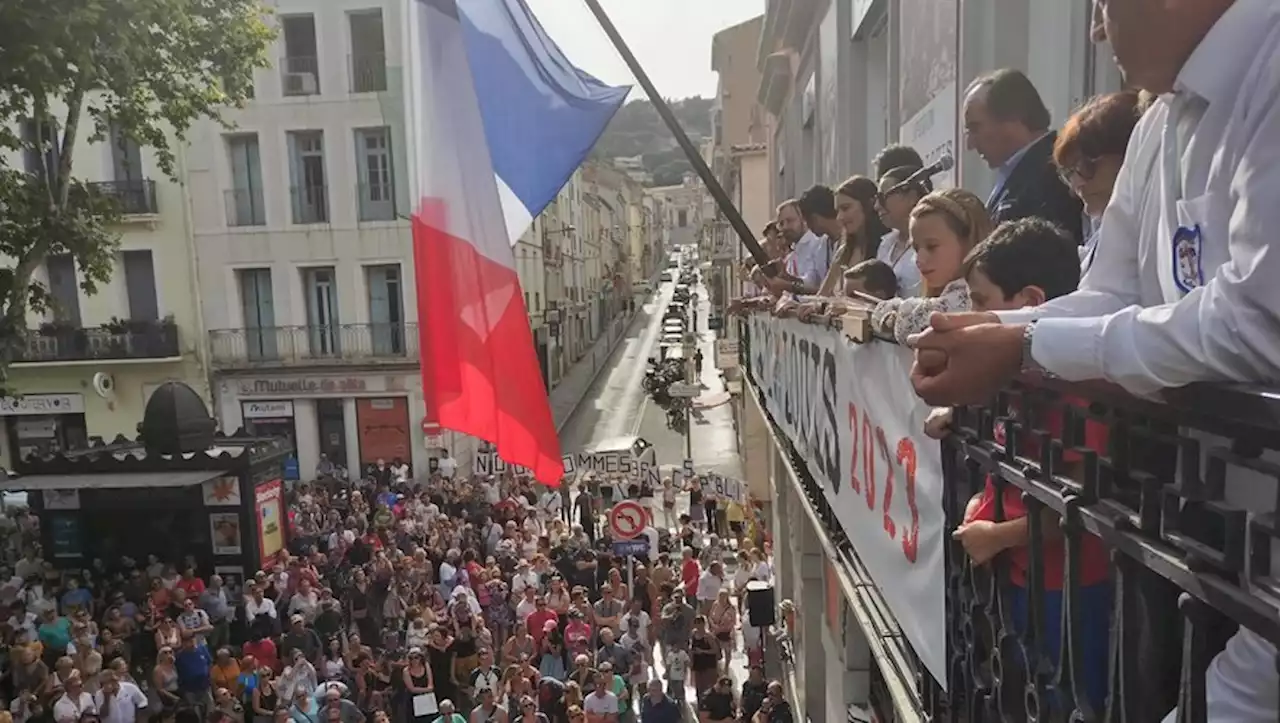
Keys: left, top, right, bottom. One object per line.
{"left": 963, "top": 68, "right": 1083, "bottom": 244}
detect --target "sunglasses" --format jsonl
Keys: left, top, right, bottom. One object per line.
{"left": 875, "top": 182, "right": 922, "bottom": 208}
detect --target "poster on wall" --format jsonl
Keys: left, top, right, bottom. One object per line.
{"left": 899, "top": 0, "right": 959, "bottom": 188}
{"left": 202, "top": 476, "right": 241, "bottom": 507}
{"left": 42, "top": 489, "right": 81, "bottom": 510}
{"left": 255, "top": 479, "right": 285, "bottom": 567}
{"left": 214, "top": 565, "right": 246, "bottom": 598}
{"left": 209, "top": 512, "right": 243, "bottom": 555}
{"left": 50, "top": 516, "right": 82, "bottom": 558}
{"left": 356, "top": 397, "right": 410, "bottom": 466}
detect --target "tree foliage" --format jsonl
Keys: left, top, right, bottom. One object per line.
{"left": 0, "top": 0, "right": 274, "bottom": 391}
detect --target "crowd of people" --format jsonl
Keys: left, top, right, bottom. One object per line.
{"left": 0, "top": 468, "right": 791, "bottom": 723}
{"left": 730, "top": 68, "right": 1150, "bottom": 714}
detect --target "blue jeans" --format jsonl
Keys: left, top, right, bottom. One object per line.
{"left": 1008, "top": 581, "right": 1111, "bottom": 714}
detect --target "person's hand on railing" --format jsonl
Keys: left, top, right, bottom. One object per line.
{"left": 773, "top": 297, "right": 799, "bottom": 318}
{"left": 922, "top": 407, "right": 953, "bottom": 440}
{"left": 794, "top": 301, "right": 827, "bottom": 322}
{"left": 951, "top": 520, "right": 1011, "bottom": 566}
{"left": 908, "top": 311, "right": 1019, "bottom": 406}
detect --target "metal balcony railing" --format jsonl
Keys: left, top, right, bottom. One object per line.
{"left": 280, "top": 56, "right": 320, "bottom": 96}
{"left": 224, "top": 188, "right": 266, "bottom": 227}
{"left": 739, "top": 314, "right": 1280, "bottom": 723}
{"left": 349, "top": 52, "right": 387, "bottom": 93}
{"left": 17, "top": 319, "right": 180, "bottom": 363}
{"left": 87, "top": 179, "right": 159, "bottom": 215}
{"left": 207, "top": 323, "right": 418, "bottom": 368}
{"left": 290, "top": 185, "right": 329, "bottom": 224}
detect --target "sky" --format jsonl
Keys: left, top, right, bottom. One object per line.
{"left": 523, "top": 0, "right": 766, "bottom": 100}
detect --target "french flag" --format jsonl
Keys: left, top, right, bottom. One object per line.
{"left": 409, "top": 0, "right": 629, "bottom": 484}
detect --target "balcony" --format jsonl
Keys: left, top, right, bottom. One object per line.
{"left": 15, "top": 319, "right": 181, "bottom": 364}
{"left": 87, "top": 179, "right": 159, "bottom": 217}
{"left": 290, "top": 185, "right": 329, "bottom": 225}
{"left": 280, "top": 56, "right": 320, "bottom": 96}
{"left": 349, "top": 52, "right": 388, "bottom": 93}
{"left": 224, "top": 188, "right": 266, "bottom": 227}
{"left": 739, "top": 313, "right": 1280, "bottom": 722}
{"left": 208, "top": 323, "right": 418, "bottom": 369}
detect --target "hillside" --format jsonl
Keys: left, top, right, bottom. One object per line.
{"left": 592, "top": 96, "right": 714, "bottom": 187}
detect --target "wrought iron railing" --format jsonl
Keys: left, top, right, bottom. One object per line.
{"left": 87, "top": 179, "right": 159, "bottom": 215}
{"left": 17, "top": 319, "right": 180, "bottom": 363}
{"left": 290, "top": 185, "right": 329, "bottom": 224}
{"left": 738, "top": 314, "right": 1280, "bottom": 723}
{"left": 207, "top": 323, "right": 418, "bottom": 368}
{"left": 349, "top": 52, "right": 388, "bottom": 93}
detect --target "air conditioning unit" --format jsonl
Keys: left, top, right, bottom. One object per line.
{"left": 283, "top": 72, "right": 318, "bottom": 95}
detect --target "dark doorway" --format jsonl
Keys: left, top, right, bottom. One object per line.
{"left": 315, "top": 399, "right": 347, "bottom": 468}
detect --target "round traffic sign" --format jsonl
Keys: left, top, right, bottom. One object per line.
{"left": 609, "top": 500, "right": 647, "bottom": 540}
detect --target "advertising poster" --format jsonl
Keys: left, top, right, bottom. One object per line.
{"left": 210, "top": 512, "right": 243, "bottom": 555}
{"left": 899, "top": 0, "right": 960, "bottom": 188}
{"left": 255, "top": 479, "right": 284, "bottom": 567}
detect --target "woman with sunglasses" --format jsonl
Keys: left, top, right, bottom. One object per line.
{"left": 151, "top": 647, "right": 181, "bottom": 715}
{"left": 874, "top": 166, "right": 930, "bottom": 298}
{"left": 403, "top": 648, "right": 436, "bottom": 723}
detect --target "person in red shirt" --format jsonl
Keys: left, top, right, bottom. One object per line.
{"left": 242, "top": 628, "right": 279, "bottom": 673}
{"left": 925, "top": 219, "right": 1110, "bottom": 712}
{"left": 680, "top": 548, "right": 701, "bottom": 598}
{"left": 175, "top": 567, "right": 206, "bottom": 598}
{"left": 526, "top": 595, "right": 558, "bottom": 647}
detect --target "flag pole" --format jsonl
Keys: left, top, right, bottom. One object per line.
{"left": 580, "top": 0, "right": 774, "bottom": 273}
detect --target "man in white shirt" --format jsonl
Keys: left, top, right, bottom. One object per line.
{"left": 53, "top": 672, "right": 95, "bottom": 723}
{"left": 763, "top": 197, "right": 833, "bottom": 297}
{"left": 910, "top": 0, "right": 1280, "bottom": 719}
{"left": 539, "top": 486, "right": 561, "bottom": 520}
{"left": 95, "top": 671, "right": 147, "bottom": 723}
{"left": 437, "top": 450, "right": 457, "bottom": 479}
{"left": 696, "top": 562, "right": 723, "bottom": 615}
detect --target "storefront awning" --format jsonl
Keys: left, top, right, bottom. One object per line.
{"left": 0, "top": 469, "right": 226, "bottom": 493}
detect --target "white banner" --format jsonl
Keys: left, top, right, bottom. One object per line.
{"left": 747, "top": 315, "right": 946, "bottom": 689}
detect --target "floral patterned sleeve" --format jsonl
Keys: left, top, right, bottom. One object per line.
{"left": 871, "top": 281, "right": 971, "bottom": 345}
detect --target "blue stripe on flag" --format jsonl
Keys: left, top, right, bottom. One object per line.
{"left": 459, "top": 0, "right": 629, "bottom": 219}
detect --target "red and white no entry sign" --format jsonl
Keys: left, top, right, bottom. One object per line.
{"left": 609, "top": 500, "right": 647, "bottom": 540}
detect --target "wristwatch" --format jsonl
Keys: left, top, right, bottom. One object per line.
{"left": 1020, "top": 321, "right": 1046, "bottom": 375}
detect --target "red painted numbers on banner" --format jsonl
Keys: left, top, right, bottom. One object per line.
{"left": 848, "top": 403, "right": 921, "bottom": 563}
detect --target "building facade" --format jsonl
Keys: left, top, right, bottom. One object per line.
{"left": 735, "top": 1, "right": 1127, "bottom": 721}
{"left": 1, "top": 111, "right": 208, "bottom": 471}
{"left": 182, "top": 0, "right": 478, "bottom": 479}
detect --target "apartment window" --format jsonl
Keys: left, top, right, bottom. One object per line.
{"left": 238, "top": 268, "right": 276, "bottom": 360}
{"left": 122, "top": 250, "right": 159, "bottom": 321}
{"left": 226, "top": 134, "right": 266, "bottom": 227}
{"left": 22, "top": 118, "right": 59, "bottom": 180}
{"left": 288, "top": 131, "right": 328, "bottom": 224}
{"left": 349, "top": 10, "right": 388, "bottom": 93}
{"left": 281, "top": 15, "right": 320, "bottom": 96}
{"left": 303, "top": 266, "right": 340, "bottom": 356}
{"left": 678, "top": 209, "right": 688, "bottom": 227}
{"left": 108, "top": 121, "right": 144, "bottom": 184}
{"left": 46, "top": 254, "right": 81, "bottom": 326}
{"left": 355, "top": 127, "right": 395, "bottom": 221}
{"left": 365, "top": 265, "right": 405, "bottom": 356}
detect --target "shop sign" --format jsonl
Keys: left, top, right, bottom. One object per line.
{"left": 0, "top": 393, "right": 85, "bottom": 416}
{"left": 237, "top": 377, "right": 370, "bottom": 397}
{"left": 242, "top": 400, "right": 295, "bottom": 418}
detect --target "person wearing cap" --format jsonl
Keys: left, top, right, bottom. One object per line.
{"left": 279, "top": 616, "right": 321, "bottom": 670}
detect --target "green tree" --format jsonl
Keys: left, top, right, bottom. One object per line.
{"left": 0, "top": 0, "right": 274, "bottom": 393}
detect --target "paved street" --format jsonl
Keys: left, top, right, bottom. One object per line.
{"left": 554, "top": 265, "right": 756, "bottom": 702}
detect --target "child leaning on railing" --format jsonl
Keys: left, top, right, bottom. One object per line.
{"left": 922, "top": 218, "right": 1111, "bottom": 714}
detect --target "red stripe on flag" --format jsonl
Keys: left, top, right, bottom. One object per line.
{"left": 413, "top": 200, "right": 564, "bottom": 484}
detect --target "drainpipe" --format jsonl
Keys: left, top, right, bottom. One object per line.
{"left": 175, "top": 143, "right": 215, "bottom": 420}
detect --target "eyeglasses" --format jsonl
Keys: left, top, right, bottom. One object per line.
{"left": 1058, "top": 157, "right": 1099, "bottom": 185}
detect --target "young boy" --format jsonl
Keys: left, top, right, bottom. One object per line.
{"left": 929, "top": 217, "right": 1110, "bottom": 712}
{"left": 842, "top": 258, "right": 899, "bottom": 300}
